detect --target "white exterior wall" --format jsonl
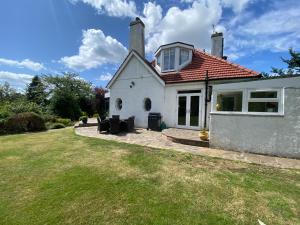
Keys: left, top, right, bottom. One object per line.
{"left": 210, "top": 76, "right": 300, "bottom": 158}
{"left": 109, "top": 56, "right": 165, "bottom": 128}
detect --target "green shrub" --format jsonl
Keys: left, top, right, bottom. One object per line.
{"left": 50, "top": 123, "right": 65, "bottom": 129}
{"left": 9, "top": 101, "right": 42, "bottom": 115}
{"left": 55, "top": 118, "right": 73, "bottom": 126}
{"left": 79, "top": 116, "right": 88, "bottom": 124}
{"left": 4, "top": 112, "right": 46, "bottom": 134}
{"left": 43, "top": 114, "right": 57, "bottom": 123}
{"left": 0, "top": 119, "right": 6, "bottom": 135}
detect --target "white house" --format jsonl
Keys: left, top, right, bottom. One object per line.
{"left": 107, "top": 17, "right": 260, "bottom": 129}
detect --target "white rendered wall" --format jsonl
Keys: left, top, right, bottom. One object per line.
{"left": 109, "top": 56, "right": 165, "bottom": 128}
{"left": 210, "top": 77, "right": 300, "bottom": 158}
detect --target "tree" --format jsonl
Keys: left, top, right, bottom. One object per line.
{"left": 94, "top": 87, "right": 107, "bottom": 118}
{"left": 44, "top": 73, "right": 94, "bottom": 120}
{"left": 0, "top": 82, "right": 23, "bottom": 102}
{"left": 271, "top": 48, "right": 300, "bottom": 76}
{"left": 26, "top": 75, "right": 47, "bottom": 106}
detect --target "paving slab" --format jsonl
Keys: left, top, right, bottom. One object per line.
{"left": 75, "top": 126, "right": 300, "bottom": 170}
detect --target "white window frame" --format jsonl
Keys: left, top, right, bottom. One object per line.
{"left": 247, "top": 89, "right": 283, "bottom": 115}
{"left": 162, "top": 48, "right": 176, "bottom": 72}
{"left": 211, "top": 88, "right": 284, "bottom": 116}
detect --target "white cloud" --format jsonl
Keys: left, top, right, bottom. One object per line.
{"left": 143, "top": 1, "right": 224, "bottom": 53}
{"left": 0, "top": 58, "right": 45, "bottom": 71}
{"left": 97, "top": 73, "right": 113, "bottom": 81}
{"left": 226, "top": 2, "right": 300, "bottom": 56}
{"left": 61, "top": 29, "right": 128, "bottom": 70}
{"left": 222, "top": 0, "right": 253, "bottom": 13}
{"left": 69, "top": 0, "right": 137, "bottom": 17}
{"left": 0, "top": 71, "right": 34, "bottom": 89}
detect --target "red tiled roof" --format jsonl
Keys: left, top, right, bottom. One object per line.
{"left": 157, "top": 49, "right": 260, "bottom": 84}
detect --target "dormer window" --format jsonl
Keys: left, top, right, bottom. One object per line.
{"left": 180, "top": 48, "right": 189, "bottom": 65}
{"left": 163, "top": 48, "right": 175, "bottom": 71}
{"left": 155, "top": 42, "right": 194, "bottom": 73}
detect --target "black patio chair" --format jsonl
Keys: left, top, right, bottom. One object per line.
{"left": 109, "top": 116, "right": 120, "bottom": 134}
{"left": 97, "top": 117, "right": 110, "bottom": 133}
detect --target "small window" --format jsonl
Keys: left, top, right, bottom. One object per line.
{"left": 216, "top": 91, "right": 243, "bottom": 112}
{"left": 144, "top": 98, "right": 151, "bottom": 111}
{"left": 180, "top": 48, "right": 189, "bottom": 65}
{"left": 250, "top": 91, "right": 277, "bottom": 98}
{"left": 163, "top": 48, "right": 175, "bottom": 71}
{"left": 248, "top": 90, "right": 279, "bottom": 113}
{"left": 115, "top": 98, "right": 122, "bottom": 111}
{"left": 157, "top": 53, "right": 161, "bottom": 67}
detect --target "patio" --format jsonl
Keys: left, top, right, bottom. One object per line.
{"left": 75, "top": 124, "right": 300, "bottom": 169}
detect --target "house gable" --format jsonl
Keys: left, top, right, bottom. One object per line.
{"left": 107, "top": 51, "right": 165, "bottom": 89}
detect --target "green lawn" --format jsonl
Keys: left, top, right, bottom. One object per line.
{"left": 0, "top": 129, "right": 299, "bottom": 225}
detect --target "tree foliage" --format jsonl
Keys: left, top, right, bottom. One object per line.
{"left": 44, "top": 73, "right": 94, "bottom": 120}
{"left": 271, "top": 48, "right": 300, "bottom": 76}
{"left": 26, "top": 75, "right": 47, "bottom": 106}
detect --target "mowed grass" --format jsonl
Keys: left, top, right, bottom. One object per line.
{"left": 0, "top": 128, "right": 299, "bottom": 225}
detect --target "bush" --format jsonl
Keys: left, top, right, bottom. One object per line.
{"left": 79, "top": 116, "right": 88, "bottom": 124}
{"left": 50, "top": 91, "right": 81, "bottom": 121}
{"left": 4, "top": 112, "right": 46, "bottom": 134}
{"left": 43, "top": 114, "right": 57, "bottom": 123}
{"left": 50, "top": 123, "right": 65, "bottom": 129}
{"left": 55, "top": 118, "right": 73, "bottom": 127}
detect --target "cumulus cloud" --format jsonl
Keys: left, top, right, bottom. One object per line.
{"left": 69, "top": 0, "right": 137, "bottom": 17}
{"left": 61, "top": 29, "right": 128, "bottom": 70}
{"left": 97, "top": 73, "right": 113, "bottom": 81}
{"left": 0, "top": 58, "right": 45, "bottom": 71}
{"left": 143, "top": 1, "right": 224, "bottom": 53}
{"left": 0, "top": 71, "right": 34, "bottom": 89}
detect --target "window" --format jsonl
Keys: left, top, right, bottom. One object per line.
{"left": 216, "top": 91, "right": 243, "bottom": 112}
{"left": 163, "top": 48, "right": 175, "bottom": 71}
{"left": 156, "top": 53, "right": 161, "bottom": 67}
{"left": 180, "top": 48, "right": 189, "bottom": 65}
{"left": 144, "top": 98, "right": 152, "bottom": 111}
{"left": 115, "top": 98, "right": 122, "bottom": 111}
{"left": 248, "top": 90, "right": 279, "bottom": 113}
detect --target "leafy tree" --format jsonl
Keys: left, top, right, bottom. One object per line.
{"left": 44, "top": 73, "right": 94, "bottom": 120}
{"left": 26, "top": 75, "right": 47, "bottom": 106}
{"left": 271, "top": 48, "right": 300, "bottom": 76}
{"left": 94, "top": 87, "right": 107, "bottom": 118}
{"left": 0, "top": 82, "right": 24, "bottom": 101}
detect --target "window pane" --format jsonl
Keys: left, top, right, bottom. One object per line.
{"left": 157, "top": 53, "right": 161, "bottom": 67}
{"left": 250, "top": 91, "right": 277, "bottom": 98}
{"left": 216, "top": 92, "right": 242, "bottom": 112}
{"left": 169, "top": 48, "right": 175, "bottom": 70}
{"left": 178, "top": 96, "right": 186, "bottom": 125}
{"left": 248, "top": 102, "right": 278, "bottom": 112}
{"left": 180, "top": 49, "right": 189, "bottom": 65}
{"left": 190, "top": 96, "right": 199, "bottom": 126}
{"left": 163, "top": 50, "right": 169, "bottom": 71}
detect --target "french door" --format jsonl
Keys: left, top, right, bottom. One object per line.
{"left": 177, "top": 94, "right": 202, "bottom": 129}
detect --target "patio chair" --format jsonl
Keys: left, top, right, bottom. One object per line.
{"left": 126, "top": 116, "right": 135, "bottom": 132}
{"left": 97, "top": 117, "right": 110, "bottom": 133}
{"left": 109, "top": 116, "right": 120, "bottom": 134}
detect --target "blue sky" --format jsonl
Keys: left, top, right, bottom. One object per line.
{"left": 0, "top": 0, "right": 299, "bottom": 90}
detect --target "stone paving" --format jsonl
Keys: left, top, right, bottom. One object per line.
{"left": 75, "top": 126, "right": 300, "bottom": 169}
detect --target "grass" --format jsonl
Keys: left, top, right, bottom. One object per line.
{"left": 0, "top": 128, "right": 299, "bottom": 225}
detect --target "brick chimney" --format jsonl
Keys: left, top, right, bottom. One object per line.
{"left": 129, "top": 17, "right": 145, "bottom": 58}
{"left": 211, "top": 32, "right": 224, "bottom": 58}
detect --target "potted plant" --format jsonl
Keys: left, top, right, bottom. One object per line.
{"left": 199, "top": 128, "right": 209, "bottom": 141}
{"left": 80, "top": 116, "right": 88, "bottom": 125}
